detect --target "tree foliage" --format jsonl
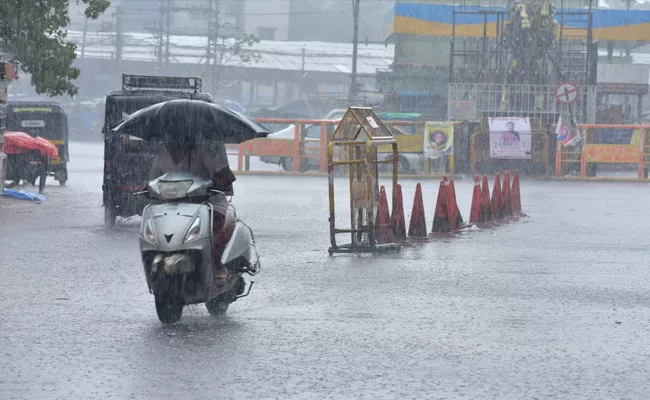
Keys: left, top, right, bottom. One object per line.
{"left": 0, "top": 0, "right": 110, "bottom": 97}
{"left": 207, "top": 16, "right": 261, "bottom": 92}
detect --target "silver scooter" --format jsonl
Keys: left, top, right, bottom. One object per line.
{"left": 138, "top": 171, "right": 260, "bottom": 324}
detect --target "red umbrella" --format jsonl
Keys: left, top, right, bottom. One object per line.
{"left": 3, "top": 131, "right": 59, "bottom": 159}
{"left": 33, "top": 136, "right": 59, "bottom": 159}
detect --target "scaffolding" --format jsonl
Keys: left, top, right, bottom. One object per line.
{"left": 448, "top": 0, "right": 597, "bottom": 123}
{"left": 327, "top": 107, "right": 401, "bottom": 255}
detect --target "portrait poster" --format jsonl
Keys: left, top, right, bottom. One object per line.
{"left": 423, "top": 121, "right": 454, "bottom": 159}
{"left": 488, "top": 117, "right": 532, "bottom": 159}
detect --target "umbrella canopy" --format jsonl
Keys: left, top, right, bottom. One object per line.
{"left": 4, "top": 131, "right": 59, "bottom": 159}
{"left": 110, "top": 99, "right": 270, "bottom": 144}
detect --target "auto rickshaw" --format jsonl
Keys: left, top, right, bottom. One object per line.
{"left": 6, "top": 101, "right": 70, "bottom": 185}
{"left": 102, "top": 74, "right": 214, "bottom": 228}
{"left": 3, "top": 131, "right": 59, "bottom": 194}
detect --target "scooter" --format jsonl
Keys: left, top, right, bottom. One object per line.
{"left": 137, "top": 171, "right": 260, "bottom": 324}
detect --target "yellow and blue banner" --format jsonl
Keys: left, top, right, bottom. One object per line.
{"left": 392, "top": 3, "right": 650, "bottom": 41}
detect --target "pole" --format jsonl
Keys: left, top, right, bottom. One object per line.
{"left": 81, "top": 17, "right": 88, "bottom": 59}
{"left": 349, "top": 0, "right": 360, "bottom": 103}
{"left": 115, "top": 6, "right": 124, "bottom": 71}
{"left": 165, "top": 0, "right": 172, "bottom": 65}
{"left": 158, "top": 0, "right": 164, "bottom": 66}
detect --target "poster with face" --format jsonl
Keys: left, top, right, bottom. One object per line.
{"left": 423, "top": 121, "right": 454, "bottom": 159}
{"left": 488, "top": 117, "right": 532, "bottom": 159}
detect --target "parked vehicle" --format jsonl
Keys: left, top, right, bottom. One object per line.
{"left": 259, "top": 109, "right": 347, "bottom": 171}
{"left": 102, "top": 74, "right": 214, "bottom": 228}
{"left": 3, "top": 131, "right": 59, "bottom": 194}
{"left": 6, "top": 101, "right": 70, "bottom": 185}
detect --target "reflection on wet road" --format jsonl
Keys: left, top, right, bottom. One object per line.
{"left": 1, "top": 142, "right": 649, "bottom": 399}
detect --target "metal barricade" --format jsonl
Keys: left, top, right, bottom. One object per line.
{"left": 327, "top": 107, "right": 400, "bottom": 254}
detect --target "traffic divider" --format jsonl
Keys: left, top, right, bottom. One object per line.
{"left": 480, "top": 175, "right": 492, "bottom": 223}
{"left": 392, "top": 184, "right": 407, "bottom": 241}
{"left": 512, "top": 169, "right": 523, "bottom": 216}
{"left": 502, "top": 170, "right": 513, "bottom": 218}
{"left": 407, "top": 183, "right": 428, "bottom": 238}
{"left": 469, "top": 175, "right": 482, "bottom": 225}
{"left": 375, "top": 185, "right": 394, "bottom": 244}
{"left": 399, "top": 171, "right": 525, "bottom": 237}
{"left": 491, "top": 173, "right": 503, "bottom": 221}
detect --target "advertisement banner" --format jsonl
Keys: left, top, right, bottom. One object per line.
{"left": 584, "top": 144, "right": 640, "bottom": 163}
{"left": 423, "top": 121, "right": 454, "bottom": 159}
{"left": 555, "top": 117, "right": 581, "bottom": 147}
{"left": 488, "top": 117, "right": 532, "bottom": 159}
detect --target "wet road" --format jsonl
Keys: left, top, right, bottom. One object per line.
{"left": 2, "top": 142, "right": 650, "bottom": 399}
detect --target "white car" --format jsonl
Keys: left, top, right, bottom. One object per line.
{"left": 260, "top": 109, "right": 347, "bottom": 171}
{"left": 259, "top": 123, "right": 327, "bottom": 171}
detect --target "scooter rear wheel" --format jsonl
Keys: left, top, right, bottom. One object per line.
{"left": 205, "top": 299, "right": 230, "bottom": 317}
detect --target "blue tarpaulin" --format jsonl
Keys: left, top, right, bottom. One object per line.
{"left": 2, "top": 188, "right": 47, "bottom": 202}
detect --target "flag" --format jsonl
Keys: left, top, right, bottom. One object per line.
{"left": 555, "top": 117, "right": 580, "bottom": 147}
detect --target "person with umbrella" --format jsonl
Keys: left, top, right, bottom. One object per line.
{"left": 149, "top": 136, "right": 236, "bottom": 284}
{"left": 112, "top": 99, "right": 269, "bottom": 285}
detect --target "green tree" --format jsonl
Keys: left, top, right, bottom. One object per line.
{"left": 206, "top": 15, "right": 261, "bottom": 93}
{"left": 0, "top": 0, "right": 111, "bottom": 97}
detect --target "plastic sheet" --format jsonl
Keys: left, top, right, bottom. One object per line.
{"left": 2, "top": 188, "right": 47, "bottom": 202}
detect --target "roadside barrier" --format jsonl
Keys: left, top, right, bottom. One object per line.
{"left": 448, "top": 179, "right": 463, "bottom": 231}
{"left": 432, "top": 178, "right": 450, "bottom": 233}
{"left": 402, "top": 169, "right": 524, "bottom": 239}
{"left": 235, "top": 118, "right": 458, "bottom": 176}
{"left": 512, "top": 170, "right": 523, "bottom": 216}
{"left": 407, "top": 183, "right": 428, "bottom": 238}
{"left": 337, "top": 169, "right": 525, "bottom": 254}
{"left": 491, "top": 173, "right": 503, "bottom": 221}
{"left": 392, "top": 184, "right": 407, "bottom": 241}
{"left": 480, "top": 175, "right": 492, "bottom": 223}
{"left": 375, "top": 186, "right": 394, "bottom": 244}
{"left": 469, "top": 175, "right": 482, "bottom": 225}
{"left": 502, "top": 170, "right": 513, "bottom": 218}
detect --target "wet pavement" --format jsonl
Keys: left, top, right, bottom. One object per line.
{"left": 1, "top": 142, "right": 650, "bottom": 399}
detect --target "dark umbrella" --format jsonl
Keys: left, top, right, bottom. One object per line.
{"left": 110, "top": 99, "right": 270, "bottom": 144}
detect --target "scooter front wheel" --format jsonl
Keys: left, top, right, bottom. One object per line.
{"left": 155, "top": 295, "right": 183, "bottom": 324}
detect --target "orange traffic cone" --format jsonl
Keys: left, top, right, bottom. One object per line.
{"left": 469, "top": 175, "right": 482, "bottom": 225}
{"left": 432, "top": 178, "right": 450, "bottom": 233}
{"left": 448, "top": 179, "right": 463, "bottom": 231}
{"left": 512, "top": 169, "right": 522, "bottom": 215}
{"left": 481, "top": 175, "right": 492, "bottom": 223}
{"left": 408, "top": 183, "right": 428, "bottom": 238}
{"left": 375, "top": 185, "right": 394, "bottom": 244}
{"left": 491, "top": 173, "right": 502, "bottom": 220}
{"left": 392, "top": 184, "right": 407, "bottom": 241}
{"left": 502, "top": 170, "right": 513, "bottom": 217}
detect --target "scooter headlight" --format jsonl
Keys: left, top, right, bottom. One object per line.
{"left": 143, "top": 219, "right": 156, "bottom": 243}
{"left": 183, "top": 217, "right": 202, "bottom": 243}
{"left": 158, "top": 180, "right": 193, "bottom": 200}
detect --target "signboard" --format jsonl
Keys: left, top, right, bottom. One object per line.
{"left": 377, "top": 135, "right": 423, "bottom": 154}
{"left": 555, "top": 82, "right": 579, "bottom": 104}
{"left": 488, "top": 117, "right": 532, "bottom": 160}
{"left": 597, "top": 83, "right": 648, "bottom": 95}
{"left": 449, "top": 101, "right": 477, "bottom": 121}
{"left": 584, "top": 144, "right": 640, "bottom": 163}
{"left": 20, "top": 120, "right": 46, "bottom": 128}
{"left": 423, "top": 121, "right": 454, "bottom": 159}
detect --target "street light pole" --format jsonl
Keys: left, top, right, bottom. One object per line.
{"left": 349, "top": 0, "right": 360, "bottom": 103}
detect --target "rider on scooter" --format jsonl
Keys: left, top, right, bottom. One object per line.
{"left": 149, "top": 137, "right": 236, "bottom": 284}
